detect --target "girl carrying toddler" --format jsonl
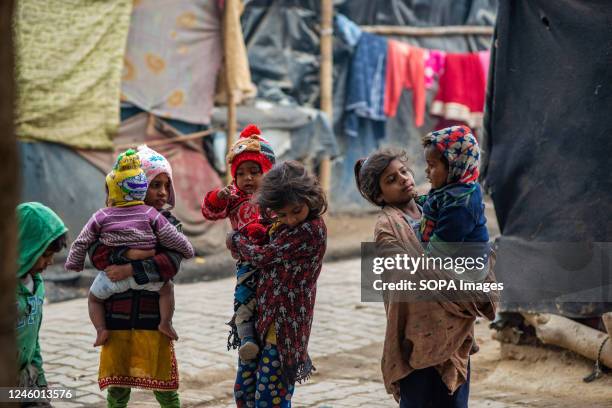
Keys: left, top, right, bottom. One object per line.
{"left": 354, "top": 136, "right": 497, "bottom": 408}
{"left": 89, "top": 146, "right": 187, "bottom": 407}
{"left": 228, "top": 161, "right": 327, "bottom": 407}
{"left": 65, "top": 149, "right": 194, "bottom": 347}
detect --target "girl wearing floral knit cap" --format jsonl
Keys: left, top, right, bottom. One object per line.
{"left": 201, "top": 124, "right": 276, "bottom": 361}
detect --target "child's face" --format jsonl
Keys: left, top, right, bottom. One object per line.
{"left": 145, "top": 173, "right": 170, "bottom": 210}
{"left": 274, "top": 201, "right": 309, "bottom": 228}
{"left": 28, "top": 249, "right": 55, "bottom": 276}
{"left": 424, "top": 145, "right": 449, "bottom": 189}
{"left": 235, "top": 161, "right": 263, "bottom": 194}
{"left": 377, "top": 159, "right": 416, "bottom": 206}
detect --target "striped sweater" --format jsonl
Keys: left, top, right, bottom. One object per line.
{"left": 65, "top": 205, "right": 194, "bottom": 271}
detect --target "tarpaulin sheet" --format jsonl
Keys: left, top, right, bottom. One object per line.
{"left": 482, "top": 0, "right": 612, "bottom": 317}
{"left": 336, "top": 0, "right": 497, "bottom": 27}
{"left": 14, "top": 0, "right": 132, "bottom": 149}
{"left": 211, "top": 104, "right": 338, "bottom": 162}
{"left": 19, "top": 141, "right": 107, "bottom": 245}
{"left": 215, "top": 0, "right": 258, "bottom": 105}
{"left": 122, "top": 0, "right": 223, "bottom": 125}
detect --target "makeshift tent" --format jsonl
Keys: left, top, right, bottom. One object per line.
{"left": 241, "top": 0, "right": 496, "bottom": 211}
{"left": 16, "top": 0, "right": 253, "bottom": 254}
{"left": 482, "top": 0, "right": 612, "bottom": 318}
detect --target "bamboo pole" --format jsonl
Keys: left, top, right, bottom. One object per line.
{"left": 222, "top": 0, "right": 238, "bottom": 185}
{"left": 361, "top": 25, "right": 494, "bottom": 36}
{"left": 226, "top": 91, "right": 237, "bottom": 184}
{"left": 319, "top": 0, "right": 333, "bottom": 199}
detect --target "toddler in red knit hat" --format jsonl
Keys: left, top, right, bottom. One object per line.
{"left": 202, "top": 124, "right": 275, "bottom": 360}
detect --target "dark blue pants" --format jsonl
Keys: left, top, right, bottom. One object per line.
{"left": 399, "top": 361, "right": 470, "bottom": 408}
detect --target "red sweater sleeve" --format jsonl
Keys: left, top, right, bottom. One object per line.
{"left": 90, "top": 243, "right": 113, "bottom": 270}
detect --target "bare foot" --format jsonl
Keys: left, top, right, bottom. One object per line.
{"left": 158, "top": 321, "right": 179, "bottom": 341}
{"left": 94, "top": 328, "right": 109, "bottom": 347}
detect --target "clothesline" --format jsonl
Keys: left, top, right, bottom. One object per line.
{"left": 361, "top": 25, "right": 494, "bottom": 37}
{"left": 343, "top": 21, "right": 490, "bottom": 142}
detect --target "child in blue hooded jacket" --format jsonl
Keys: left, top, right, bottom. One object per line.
{"left": 418, "top": 125, "right": 489, "bottom": 259}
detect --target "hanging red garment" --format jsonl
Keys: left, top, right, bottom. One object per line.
{"left": 430, "top": 53, "right": 486, "bottom": 128}
{"left": 384, "top": 40, "right": 426, "bottom": 127}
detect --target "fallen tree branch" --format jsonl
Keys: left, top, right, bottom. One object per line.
{"left": 521, "top": 313, "right": 612, "bottom": 369}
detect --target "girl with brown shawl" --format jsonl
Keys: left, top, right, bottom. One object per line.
{"left": 355, "top": 148, "right": 498, "bottom": 408}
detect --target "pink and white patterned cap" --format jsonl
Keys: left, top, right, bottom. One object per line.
{"left": 137, "top": 145, "right": 176, "bottom": 208}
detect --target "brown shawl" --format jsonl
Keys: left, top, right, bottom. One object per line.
{"left": 375, "top": 205, "right": 498, "bottom": 401}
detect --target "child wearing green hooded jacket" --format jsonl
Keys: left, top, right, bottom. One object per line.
{"left": 16, "top": 202, "right": 68, "bottom": 391}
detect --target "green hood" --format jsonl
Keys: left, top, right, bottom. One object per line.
{"left": 17, "top": 202, "right": 67, "bottom": 278}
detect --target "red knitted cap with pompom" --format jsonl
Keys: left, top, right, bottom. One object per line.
{"left": 240, "top": 124, "right": 262, "bottom": 138}
{"left": 226, "top": 123, "right": 276, "bottom": 179}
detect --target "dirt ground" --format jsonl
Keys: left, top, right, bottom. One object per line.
{"left": 470, "top": 321, "right": 612, "bottom": 407}
{"left": 174, "top": 321, "right": 612, "bottom": 407}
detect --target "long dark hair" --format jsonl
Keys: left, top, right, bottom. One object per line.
{"left": 257, "top": 161, "right": 327, "bottom": 220}
{"left": 354, "top": 148, "right": 412, "bottom": 207}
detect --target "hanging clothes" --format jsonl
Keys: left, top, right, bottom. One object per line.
{"left": 430, "top": 53, "right": 486, "bottom": 128}
{"left": 478, "top": 50, "right": 491, "bottom": 83}
{"left": 424, "top": 49, "right": 446, "bottom": 89}
{"left": 335, "top": 13, "right": 362, "bottom": 48}
{"left": 383, "top": 40, "right": 426, "bottom": 127}
{"left": 344, "top": 32, "right": 388, "bottom": 139}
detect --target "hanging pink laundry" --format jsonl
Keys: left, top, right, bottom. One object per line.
{"left": 384, "top": 40, "right": 426, "bottom": 127}
{"left": 424, "top": 49, "right": 446, "bottom": 89}
{"left": 478, "top": 50, "right": 491, "bottom": 83}
{"left": 430, "top": 53, "right": 486, "bottom": 128}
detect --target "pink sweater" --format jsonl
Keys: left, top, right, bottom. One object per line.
{"left": 65, "top": 205, "right": 194, "bottom": 271}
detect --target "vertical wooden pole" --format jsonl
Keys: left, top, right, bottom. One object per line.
{"left": 223, "top": 0, "right": 238, "bottom": 185}
{"left": 0, "top": 0, "right": 18, "bottom": 388}
{"left": 319, "top": 0, "right": 333, "bottom": 202}
{"left": 226, "top": 90, "right": 237, "bottom": 184}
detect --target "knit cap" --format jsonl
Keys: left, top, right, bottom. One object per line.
{"left": 106, "top": 149, "right": 148, "bottom": 207}
{"left": 137, "top": 145, "right": 176, "bottom": 208}
{"left": 423, "top": 125, "right": 480, "bottom": 184}
{"left": 226, "top": 124, "right": 276, "bottom": 179}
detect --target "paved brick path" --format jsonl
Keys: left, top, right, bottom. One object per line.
{"left": 40, "top": 259, "right": 399, "bottom": 407}
{"left": 38, "top": 257, "right": 612, "bottom": 408}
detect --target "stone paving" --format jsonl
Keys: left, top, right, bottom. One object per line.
{"left": 40, "top": 258, "right": 399, "bottom": 407}
{"left": 38, "top": 257, "right": 612, "bottom": 408}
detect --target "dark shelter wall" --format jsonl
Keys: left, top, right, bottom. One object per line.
{"left": 482, "top": 0, "right": 612, "bottom": 317}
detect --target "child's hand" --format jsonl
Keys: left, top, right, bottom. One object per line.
{"left": 105, "top": 264, "right": 133, "bottom": 282}
{"left": 217, "top": 186, "right": 233, "bottom": 201}
{"left": 124, "top": 248, "right": 156, "bottom": 260}
{"left": 245, "top": 223, "right": 268, "bottom": 244}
